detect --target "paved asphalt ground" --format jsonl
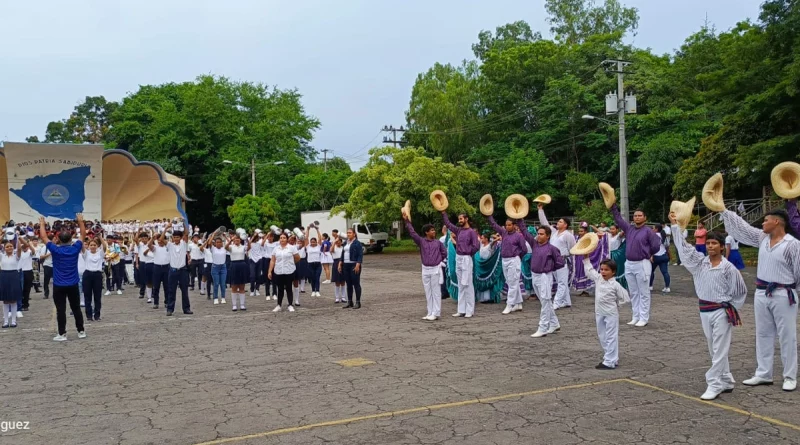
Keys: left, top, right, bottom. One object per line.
{"left": 2, "top": 254, "right": 800, "bottom": 445}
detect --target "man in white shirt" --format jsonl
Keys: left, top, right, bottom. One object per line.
{"left": 721, "top": 209, "right": 800, "bottom": 392}
{"left": 188, "top": 234, "right": 204, "bottom": 291}
{"left": 163, "top": 222, "right": 192, "bottom": 316}
{"left": 148, "top": 232, "right": 170, "bottom": 308}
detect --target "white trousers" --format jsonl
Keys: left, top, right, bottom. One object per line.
{"left": 533, "top": 273, "right": 558, "bottom": 332}
{"left": 553, "top": 264, "right": 571, "bottom": 308}
{"left": 596, "top": 313, "right": 619, "bottom": 367}
{"left": 502, "top": 257, "right": 522, "bottom": 307}
{"left": 700, "top": 309, "right": 734, "bottom": 392}
{"left": 754, "top": 289, "right": 798, "bottom": 380}
{"left": 625, "top": 259, "right": 652, "bottom": 323}
{"left": 456, "top": 255, "right": 475, "bottom": 316}
{"left": 421, "top": 267, "right": 442, "bottom": 317}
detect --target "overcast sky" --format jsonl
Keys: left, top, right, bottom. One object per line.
{"left": 0, "top": 0, "right": 763, "bottom": 169}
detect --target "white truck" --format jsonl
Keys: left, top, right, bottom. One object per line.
{"left": 300, "top": 210, "right": 389, "bottom": 253}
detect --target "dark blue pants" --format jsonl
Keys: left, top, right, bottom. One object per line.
{"left": 649, "top": 253, "right": 671, "bottom": 288}
{"left": 343, "top": 263, "right": 362, "bottom": 304}
{"left": 167, "top": 268, "right": 190, "bottom": 313}
{"left": 82, "top": 270, "right": 103, "bottom": 319}
{"left": 249, "top": 259, "right": 263, "bottom": 292}
{"left": 189, "top": 260, "right": 203, "bottom": 290}
{"left": 262, "top": 258, "right": 273, "bottom": 295}
{"left": 152, "top": 264, "right": 170, "bottom": 305}
{"left": 308, "top": 262, "right": 322, "bottom": 292}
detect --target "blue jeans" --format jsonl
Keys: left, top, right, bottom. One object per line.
{"left": 211, "top": 264, "right": 227, "bottom": 299}
{"left": 649, "top": 253, "right": 671, "bottom": 288}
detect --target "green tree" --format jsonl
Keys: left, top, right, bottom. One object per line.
{"left": 227, "top": 194, "right": 282, "bottom": 231}
{"left": 545, "top": 0, "right": 639, "bottom": 44}
{"left": 334, "top": 147, "right": 480, "bottom": 228}
{"left": 109, "top": 75, "right": 320, "bottom": 228}
{"left": 283, "top": 157, "right": 353, "bottom": 221}
{"left": 42, "top": 96, "right": 119, "bottom": 143}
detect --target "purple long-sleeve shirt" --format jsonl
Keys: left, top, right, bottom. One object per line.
{"left": 787, "top": 200, "right": 800, "bottom": 235}
{"left": 405, "top": 220, "right": 446, "bottom": 267}
{"left": 519, "top": 220, "right": 566, "bottom": 273}
{"left": 441, "top": 213, "right": 480, "bottom": 256}
{"left": 611, "top": 204, "right": 661, "bottom": 261}
{"left": 487, "top": 216, "right": 527, "bottom": 258}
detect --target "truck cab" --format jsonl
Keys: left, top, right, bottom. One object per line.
{"left": 354, "top": 222, "right": 388, "bottom": 253}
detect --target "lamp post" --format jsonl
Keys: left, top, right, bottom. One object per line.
{"left": 222, "top": 159, "right": 286, "bottom": 196}
{"left": 582, "top": 114, "right": 629, "bottom": 220}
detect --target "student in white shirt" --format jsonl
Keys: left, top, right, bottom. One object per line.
{"left": 228, "top": 235, "right": 248, "bottom": 311}
{"left": 247, "top": 231, "right": 264, "bottom": 298}
{"left": 148, "top": 232, "right": 171, "bottom": 308}
{"left": 188, "top": 234, "right": 204, "bottom": 292}
{"left": 306, "top": 226, "right": 323, "bottom": 297}
{"left": 37, "top": 236, "right": 53, "bottom": 299}
{"left": 268, "top": 233, "right": 300, "bottom": 312}
{"left": 136, "top": 233, "right": 155, "bottom": 303}
{"left": 330, "top": 235, "right": 346, "bottom": 303}
{"left": 1, "top": 237, "right": 27, "bottom": 328}
{"left": 163, "top": 222, "right": 192, "bottom": 316}
{"left": 200, "top": 237, "right": 214, "bottom": 297}
{"left": 204, "top": 234, "right": 229, "bottom": 305}
{"left": 583, "top": 256, "right": 630, "bottom": 369}
{"left": 81, "top": 236, "right": 107, "bottom": 321}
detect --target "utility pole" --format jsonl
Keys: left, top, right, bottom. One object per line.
{"left": 250, "top": 155, "right": 256, "bottom": 196}
{"left": 603, "top": 59, "right": 636, "bottom": 221}
{"left": 382, "top": 125, "right": 406, "bottom": 148}
{"left": 321, "top": 148, "right": 330, "bottom": 172}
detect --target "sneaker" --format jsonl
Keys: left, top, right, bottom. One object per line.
{"left": 78, "top": 331, "right": 87, "bottom": 339}
{"left": 240, "top": 307, "right": 246, "bottom": 311}
{"left": 213, "top": 299, "right": 219, "bottom": 305}
{"left": 662, "top": 287, "right": 671, "bottom": 293}
{"left": 272, "top": 306, "right": 282, "bottom": 312}
{"left": 53, "top": 334, "right": 67, "bottom": 342}
{"left": 221, "top": 298, "right": 227, "bottom": 304}
{"left": 422, "top": 315, "right": 432, "bottom": 320}
{"left": 1, "top": 324, "right": 8, "bottom": 329}
{"left": 783, "top": 378, "right": 797, "bottom": 392}
{"left": 322, "top": 280, "right": 331, "bottom": 284}
{"left": 147, "top": 298, "right": 153, "bottom": 303}
{"left": 335, "top": 299, "right": 341, "bottom": 303}
{"left": 16, "top": 311, "right": 23, "bottom": 318}
{"left": 232, "top": 306, "right": 238, "bottom": 312}
{"left": 200, "top": 291, "right": 205, "bottom": 296}
{"left": 531, "top": 331, "right": 547, "bottom": 338}
{"left": 452, "top": 313, "right": 464, "bottom": 317}
{"left": 502, "top": 306, "right": 512, "bottom": 315}
{"left": 272, "top": 294, "right": 277, "bottom": 299}
{"left": 634, "top": 320, "right": 648, "bottom": 327}
{"left": 249, "top": 291, "right": 254, "bottom": 297}
{"left": 627, "top": 319, "right": 639, "bottom": 325}
{"left": 464, "top": 313, "right": 473, "bottom": 318}
{"left": 105, "top": 290, "right": 111, "bottom": 296}
{"left": 256, "top": 291, "right": 260, "bottom": 296}
{"left": 288, "top": 306, "right": 295, "bottom": 312}
{"left": 117, "top": 290, "right": 122, "bottom": 295}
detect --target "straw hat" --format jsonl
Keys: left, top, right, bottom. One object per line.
{"left": 532, "top": 194, "right": 552, "bottom": 204}
{"left": 401, "top": 200, "right": 412, "bottom": 219}
{"left": 479, "top": 194, "right": 494, "bottom": 216}
{"left": 598, "top": 183, "right": 616, "bottom": 209}
{"left": 430, "top": 190, "right": 449, "bottom": 212}
{"left": 504, "top": 194, "right": 529, "bottom": 219}
{"left": 771, "top": 162, "right": 800, "bottom": 199}
{"left": 669, "top": 197, "right": 696, "bottom": 230}
{"left": 570, "top": 232, "right": 599, "bottom": 256}
{"left": 702, "top": 173, "right": 725, "bottom": 212}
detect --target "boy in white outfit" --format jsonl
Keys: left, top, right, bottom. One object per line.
{"left": 583, "top": 257, "right": 630, "bottom": 369}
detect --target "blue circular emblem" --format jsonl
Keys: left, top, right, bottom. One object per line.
{"left": 42, "top": 184, "right": 69, "bottom": 206}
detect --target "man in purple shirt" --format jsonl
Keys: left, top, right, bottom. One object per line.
{"left": 442, "top": 212, "right": 480, "bottom": 318}
{"left": 519, "top": 221, "right": 566, "bottom": 337}
{"left": 403, "top": 213, "right": 446, "bottom": 321}
{"left": 487, "top": 215, "right": 528, "bottom": 314}
{"left": 611, "top": 205, "right": 661, "bottom": 327}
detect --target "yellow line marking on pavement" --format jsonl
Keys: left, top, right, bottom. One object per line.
{"left": 335, "top": 358, "right": 375, "bottom": 367}
{"left": 623, "top": 379, "right": 800, "bottom": 433}
{"left": 193, "top": 379, "right": 626, "bottom": 445}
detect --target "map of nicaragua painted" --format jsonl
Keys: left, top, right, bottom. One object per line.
{"left": 9, "top": 166, "right": 91, "bottom": 218}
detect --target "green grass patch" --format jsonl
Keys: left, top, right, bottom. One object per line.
{"left": 383, "top": 238, "right": 420, "bottom": 254}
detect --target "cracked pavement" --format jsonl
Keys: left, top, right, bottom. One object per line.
{"left": 1, "top": 255, "right": 799, "bottom": 444}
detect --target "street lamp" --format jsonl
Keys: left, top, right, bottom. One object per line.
{"left": 222, "top": 159, "right": 286, "bottom": 196}
{"left": 583, "top": 113, "right": 629, "bottom": 220}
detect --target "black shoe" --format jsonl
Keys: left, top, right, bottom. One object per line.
{"left": 355, "top": 302, "right": 361, "bottom": 309}
{"left": 139, "top": 295, "right": 144, "bottom": 299}
{"left": 153, "top": 305, "right": 159, "bottom": 309}
{"left": 595, "top": 363, "right": 614, "bottom": 370}
{"left": 44, "top": 296, "right": 49, "bottom": 299}
{"left": 94, "top": 317, "right": 101, "bottom": 321}
{"left": 1, "top": 324, "right": 8, "bottom": 329}
{"left": 10, "top": 324, "right": 16, "bottom": 328}
{"left": 232, "top": 308, "right": 238, "bottom": 312}
{"left": 22, "top": 307, "right": 29, "bottom": 311}
{"left": 85, "top": 316, "right": 92, "bottom": 322}
{"left": 295, "top": 303, "right": 301, "bottom": 307}
{"left": 183, "top": 311, "right": 193, "bottom": 315}
{"left": 207, "top": 295, "right": 211, "bottom": 300}
{"left": 166, "top": 311, "right": 173, "bottom": 316}
{"left": 301, "top": 290, "right": 306, "bottom": 293}
{"left": 343, "top": 304, "right": 353, "bottom": 309}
